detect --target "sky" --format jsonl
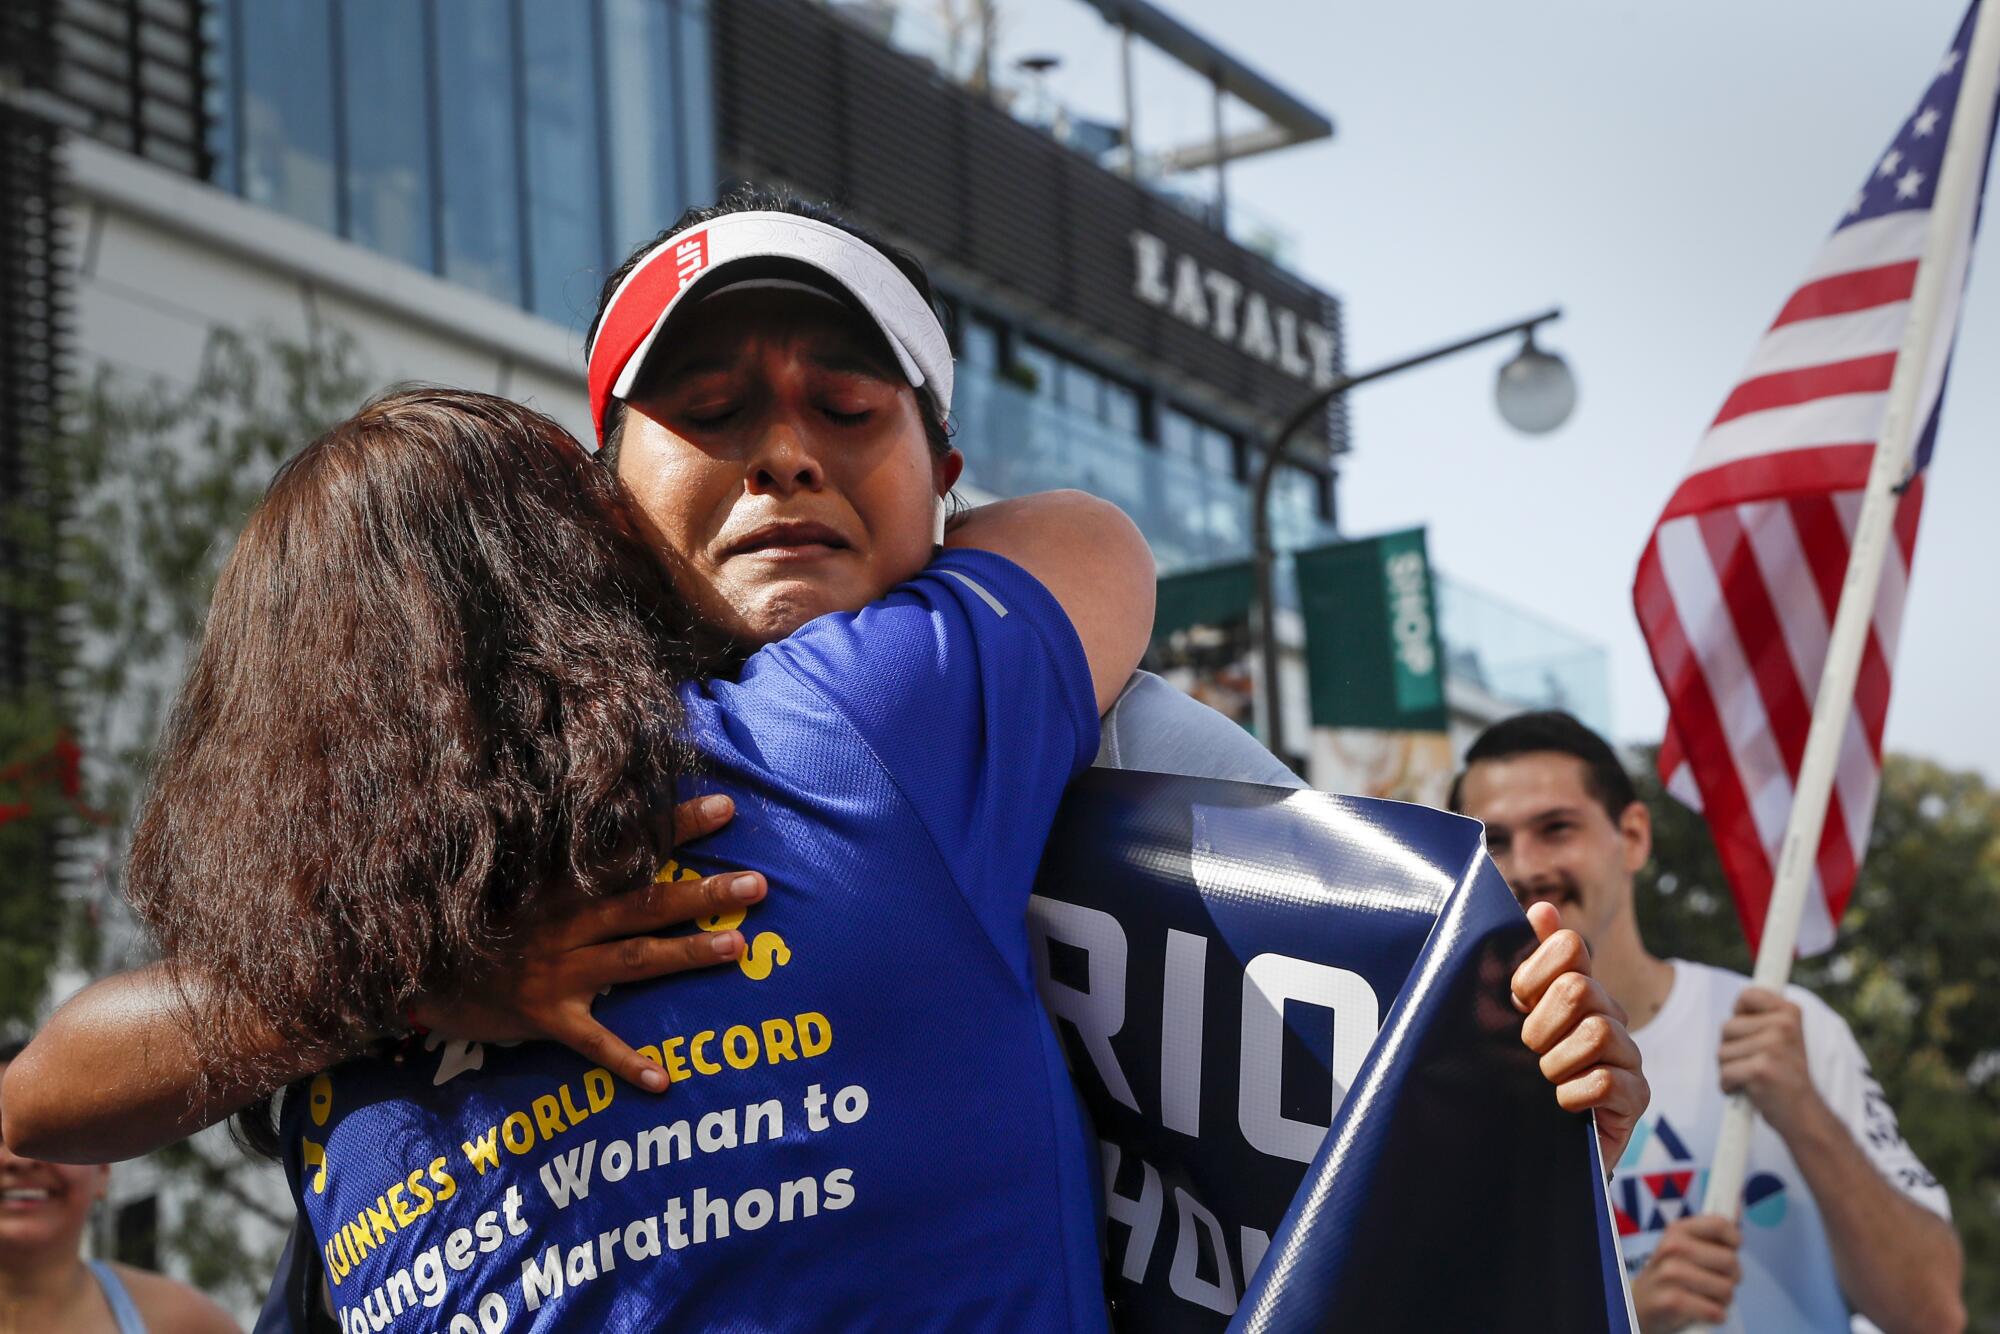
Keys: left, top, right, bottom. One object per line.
{"left": 985, "top": 0, "right": 2000, "bottom": 781}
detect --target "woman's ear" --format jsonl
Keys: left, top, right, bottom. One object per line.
{"left": 934, "top": 448, "right": 964, "bottom": 546}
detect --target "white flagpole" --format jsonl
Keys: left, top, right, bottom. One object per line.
{"left": 1695, "top": 0, "right": 2000, "bottom": 1252}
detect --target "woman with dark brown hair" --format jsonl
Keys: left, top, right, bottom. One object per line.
{"left": 5, "top": 380, "right": 1154, "bottom": 1331}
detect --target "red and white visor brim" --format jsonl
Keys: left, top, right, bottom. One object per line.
{"left": 586, "top": 211, "right": 953, "bottom": 440}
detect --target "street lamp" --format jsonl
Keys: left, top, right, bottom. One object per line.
{"left": 1251, "top": 308, "right": 1574, "bottom": 766}
{"left": 1495, "top": 330, "right": 1578, "bottom": 434}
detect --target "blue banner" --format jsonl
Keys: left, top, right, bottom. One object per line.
{"left": 1029, "top": 769, "right": 1632, "bottom": 1332}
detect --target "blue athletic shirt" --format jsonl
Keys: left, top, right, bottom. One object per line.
{"left": 280, "top": 549, "right": 1110, "bottom": 1333}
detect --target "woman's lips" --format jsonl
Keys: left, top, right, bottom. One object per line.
{"left": 720, "top": 520, "right": 852, "bottom": 563}
{"left": 0, "top": 1187, "right": 57, "bottom": 1210}
{"left": 730, "top": 542, "right": 846, "bottom": 562}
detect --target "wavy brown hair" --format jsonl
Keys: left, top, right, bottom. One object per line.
{"left": 126, "top": 388, "right": 712, "bottom": 1098}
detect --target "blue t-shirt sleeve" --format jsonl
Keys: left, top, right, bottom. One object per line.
{"left": 759, "top": 548, "right": 1098, "bottom": 910}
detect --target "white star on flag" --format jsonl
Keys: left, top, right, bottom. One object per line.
{"left": 1847, "top": 190, "right": 1867, "bottom": 215}
{"left": 1878, "top": 147, "right": 1904, "bottom": 176}
{"left": 1896, "top": 167, "right": 1926, "bottom": 198}
{"left": 1915, "top": 106, "right": 1942, "bottom": 136}
{"left": 1939, "top": 47, "right": 1963, "bottom": 76}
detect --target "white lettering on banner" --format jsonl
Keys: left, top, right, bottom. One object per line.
{"left": 1029, "top": 894, "right": 1385, "bottom": 1152}
{"left": 1239, "top": 954, "right": 1381, "bottom": 1163}
{"left": 1169, "top": 1188, "right": 1238, "bottom": 1315}
{"left": 1100, "top": 1142, "right": 1163, "bottom": 1283}
{"left": 1386, "top": 551, "right": 1437, "bottom": 678}
{"left": 1130, "top": 229, "right": 1339, "bottom": 389}
{"left": 1160, "top": 929, "right": 1207, "bottom": 1137}
{"left": 1239, "top": 1225, "right": 1272, "bottom": 1289}
{"left": 1026, "top": 896, "right": 1141, "bottom": 1111}
{"left": 1101, "top": 1142, "right": 1276, "bottom": 1314}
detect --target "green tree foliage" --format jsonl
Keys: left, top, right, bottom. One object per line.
{"left": 16, "top": 322, "right": 368, "bottom": 1297}
{"left": 1636, "top": 751, "right": 2000, "bottom": 1329}
{"left": 0, "top": 691, "right": 73, "bottom": 1025}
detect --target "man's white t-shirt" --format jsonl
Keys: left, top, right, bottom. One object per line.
{"left": 1617, "top": 960, "right": 1950, "bottom": 1333}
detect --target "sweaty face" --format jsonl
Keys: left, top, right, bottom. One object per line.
{"left": 614, "top": 288, "right": 961, "bottom": 646}
{"left": 1455, "top": 752, "right": 1646, "bottom": 945}
{"left": 0, "top": 1063, "right": 108, "bottom": 1259}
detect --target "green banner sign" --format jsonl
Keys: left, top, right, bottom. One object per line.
{"left": 1146, "top": 559, "right": 1259, "bottom": 734}
{"left": 1152, "top": 559, "right": 1255, "bottom": 643}
{"left": 1296, "top": 528, "right": 1449, "bottom": 733}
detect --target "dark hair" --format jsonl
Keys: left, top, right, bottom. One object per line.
{"left": 589, "top": 185, "right": 956, "bottom": 473}
{"left": 1447, "top": 710, "right": 1639, "bottom": 824}
{"left": 0, "top": 1039, "right": 23, "bottom": 1065}
{"left": 126, "top": 388, "right": 712, "bottom": 1121}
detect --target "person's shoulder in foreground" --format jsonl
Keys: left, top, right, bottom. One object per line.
{"left": 105, "top": 1261, "right": 242, "bottom": 1333}
{"left": 1096, "top": 669, "right": 1306, "bottom": 789}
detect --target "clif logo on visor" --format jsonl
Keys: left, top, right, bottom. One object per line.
{"left": 672, "top": 233, "right": 710, "bottom": 294}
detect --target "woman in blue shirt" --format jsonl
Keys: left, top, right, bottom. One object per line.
{"left": 6, "top": 377, "right": 1151, "bottom": 1331}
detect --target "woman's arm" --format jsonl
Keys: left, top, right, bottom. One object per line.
{"left": 1, "top": 960, "right": 338, "bottom": 1164}
{"left": 2, "top": 796, "right": 762, "bottom": 1163}
{"left": 943, "top": 490, "right": 1155, "bottom": 713}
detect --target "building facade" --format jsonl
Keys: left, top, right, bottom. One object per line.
{"left": 1, "top": 0, "right": 1605, "bottom": 1315}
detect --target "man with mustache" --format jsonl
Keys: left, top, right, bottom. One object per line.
{"left": 1450, "top": 710, "right": 1963, "bottom": 1333}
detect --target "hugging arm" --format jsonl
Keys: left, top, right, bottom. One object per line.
{"left": 943, "top": 489, "right": 1156, "bottom": 713}
{"left": 1, "top": 796, "right": 754, "bottom": 1164}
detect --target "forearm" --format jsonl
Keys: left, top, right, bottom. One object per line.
{"left": 1782, "top": 1098, "right": 1965, "bottom": 1332}
{"left": 1, "top": 962, "right": 361, "bottom": 1163}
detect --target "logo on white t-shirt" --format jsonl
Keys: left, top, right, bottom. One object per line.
{"left": 1613, "top": 1114, "right": 1790, "bottom": 1257}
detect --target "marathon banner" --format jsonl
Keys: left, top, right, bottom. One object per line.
{"left": 1030, "top": 769, "right": 1633, "bottom": 1332}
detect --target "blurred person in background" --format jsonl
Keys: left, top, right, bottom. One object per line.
{"left": 1450, "top": 711, "right": 1963, "bottom": 1334}
{"left": 0, "top": 1039, "right": 237, "bottom": 1334}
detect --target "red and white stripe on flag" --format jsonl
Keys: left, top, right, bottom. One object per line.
{"left": 1635, "top": 4, "right": 1990, "bottom": 955}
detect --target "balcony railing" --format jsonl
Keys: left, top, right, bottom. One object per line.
{"left": 1434, "top": 575, "right": 1612, "bottom": 733}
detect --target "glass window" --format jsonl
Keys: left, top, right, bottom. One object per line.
{"left": 435, "top": 0, "right": 523, "bottom": 305}
{"left": 604, "top": 0, "right": 683, "bottom": 256}
{"left": 675, "top": 0, "right": 718, "bottom": 200}
{"left": 520, "top": 3, "right": 608, "bottom": 324}
{"left": 1201, "top": 425, "right": 1240, "bottom": 479}
{"left": 961, "top": 316, "right": 1002, "bottom": 372}
{"left": 340, "top": 0, "right": 433, "bottom": 271}
{"left": 1313, "top": 471, "right": 1335, "bottom": 523}
{"left": 1015, "top": 342, "right": 1058, "bottom": 397}
{"left": 237, "top": 1, "right": 337, "bottom": 229}
{"left": 1159, "top": 406, "right": 1199, "bottom": 459}
{"left": 1103, "top": 380, "right": 1141, "bottom": 436}
{"left": 1059, "top": 359, "right": 1101, "bottom": 420}
{"left": 203, "top": 0, "right": 238, "bottom": 192}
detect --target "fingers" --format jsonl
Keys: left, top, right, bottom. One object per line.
{"left": 1525, "top": 899, "right": 1562, "bottom": 943}
{"left": 581, "top": 929, "right": 745, "bottom": 987}
{"left": 1521, "top": 970, "right": 1621, "bottom": 1053}
{"left": 1554, "top": 1064, "right": 1648, "bottom": 1121}
{"left": 554, "top": 1014, "right": 671, "bottom": 1094}
{"left": 1644, "top": 1269, "right": 1731, "bottom": 1324}
{"left": 1731, "top": 985, "right": 1785, "bottom": 1015}
{"left": 1538, "top": 1012, "right": 1642, "bottom": 1086}
{"left": 1510, "top": 923, "right": 1595, "bottom": 1015}
{"left": 574, "top": 871, "right": 767, "bottom": 947}
{"left": 1648, "top": 1216, "right": 1742, "bottom": 1302}
{"left": 1634, "top": 1217, "right": 1742, "bottom": 1330}
{"left": 669, "top": 794, "right": 736, "bottom": 847}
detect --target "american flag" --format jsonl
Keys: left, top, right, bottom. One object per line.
{"left": 1634, "top": 1, "right": 1996, "bottom": 955}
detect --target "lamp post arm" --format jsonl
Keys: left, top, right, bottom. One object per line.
{"left": 1251, "top": 306, "right": 1562, "bottom": 764}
